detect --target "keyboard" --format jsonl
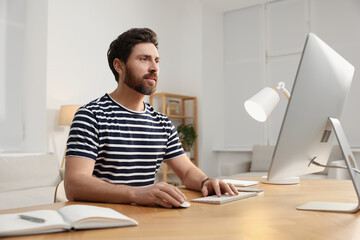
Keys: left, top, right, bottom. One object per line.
{"left": 236, "top": 187, "right": 263, "bottom": 193}
{"left": 191, "top": 192, "right": 257, "bottom": 205}
{"left": 222, "top": 179, "right": 259, "bottom": 187}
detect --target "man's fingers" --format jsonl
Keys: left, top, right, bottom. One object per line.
{"left": 162, "top": 184, "right": 187, "bottom": 201}
{"left": 156, "top": 190, "right": 182, "bottom": 207}
{"left": 229, "top": 183, "right": 239, "bottom": 195}
{"left": 202, "top": 179, "right": 239, "bottom": 197}
{"left": 210, "top": 179, "right": 222, "bottom": 197}
{"left": 154, "top": 183, "right": 187, "bottom": 207}
{"left": 153, "top": 197, "right": 173, "bottom": 208}
{"left": 219, "top": 181, "right": 236, "bottom": 196}
{"left": 168, "top": 185, "right": 187, "bottom": 201}
{"left": 201, "top": 187, "right": 209, "bottom": 197}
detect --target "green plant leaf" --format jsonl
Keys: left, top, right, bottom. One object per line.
{"left": 177, "top": 124, "right": 197, "bottom": 152}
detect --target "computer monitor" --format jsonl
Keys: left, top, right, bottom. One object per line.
{"left": 264, "top": 33, "right": 360, "bottom": 212}
{"left": 266, "top": 33, "right": 354, "bottom": 183}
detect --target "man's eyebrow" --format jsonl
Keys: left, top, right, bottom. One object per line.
{"left": 138, "top": 54, "right": 160, "bottom": 60}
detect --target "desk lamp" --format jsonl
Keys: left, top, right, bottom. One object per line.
{"left": 244, "top": 82, "right": 290, "bottom": 122}
{"left": 59, "top": 105, "right": 80, "bottom": 168}
{"left": 244, "top": 82, "right": 297, "bottom": 184}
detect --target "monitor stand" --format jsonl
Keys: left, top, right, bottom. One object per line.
{"left": 261, "top": 176, "right": 299, "bottom": 185}
{"left": 297, "top": 117, "right": 360, "bottom": 213}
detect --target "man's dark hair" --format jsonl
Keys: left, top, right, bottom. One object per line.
{"left": 107, "top": 28, "right": 158, "bottom": 82}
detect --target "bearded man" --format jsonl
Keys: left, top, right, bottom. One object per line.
{"left": 64, "top": 28, "right": 238, "bottom": 208}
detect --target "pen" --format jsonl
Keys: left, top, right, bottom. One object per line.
{"left": 19, "top": 214, "right": 46, "bottom": 223}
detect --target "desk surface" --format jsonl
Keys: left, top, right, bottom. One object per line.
{"left": 1, "top": 177, "right": 360, "bottom": 240}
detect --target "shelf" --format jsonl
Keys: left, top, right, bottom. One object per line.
{"left": 151, "top": 92, "right": 196, "bottom": 101}
{"left": 149, "top": 92, "right": 198, "bottom": 183}
{"left": 157, "top": 166, "right": 175, "bottom": 174}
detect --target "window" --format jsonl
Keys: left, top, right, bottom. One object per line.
{"left": 0, "top": 0, "right": 25, "bottom": 152}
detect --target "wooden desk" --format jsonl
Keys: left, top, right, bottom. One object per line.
{"left": 1, "top": 177, "right": 360, "bottom": 240}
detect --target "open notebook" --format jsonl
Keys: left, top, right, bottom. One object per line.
{"left": 0, "top": 205, "right": 138, "bottom": 237}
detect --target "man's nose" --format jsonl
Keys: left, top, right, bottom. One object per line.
{"left": 149, "top": 60, "right": 159, "bottom": 72}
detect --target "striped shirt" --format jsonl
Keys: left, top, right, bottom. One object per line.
{"left": 66, "top": 93, "right": 185, "bottom": 187}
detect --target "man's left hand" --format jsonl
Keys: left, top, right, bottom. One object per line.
{"left": 201, "top": 178, "right": 238, "bottom": 197}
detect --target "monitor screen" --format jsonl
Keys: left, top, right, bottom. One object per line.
{"left": 267, "top": 33, "right": 355, "bottom": 183}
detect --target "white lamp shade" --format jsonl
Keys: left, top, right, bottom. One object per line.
{"left": 244, "top": 87, "right": 280, "bottom": 122}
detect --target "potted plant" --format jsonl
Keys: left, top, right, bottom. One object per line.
{"left": 177, "top": 124, "right": 197, "bottom": 158}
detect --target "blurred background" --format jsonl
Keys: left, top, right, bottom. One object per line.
{"left": 1, "top": 0, "right": 359, "bottom": 177}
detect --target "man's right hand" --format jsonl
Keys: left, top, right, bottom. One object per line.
{"left": 65, "top": 157, "right": 187, "bottom": 208}
{"left": 131, "top": 182, "right": 187, "bottom": 208}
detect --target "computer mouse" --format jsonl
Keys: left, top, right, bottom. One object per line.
{"left": 179, "top": 201, "right": 190, "bottom": 208}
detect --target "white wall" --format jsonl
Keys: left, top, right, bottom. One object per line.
{"left": 200, "top": 3, "right": 224, "bottom": 176}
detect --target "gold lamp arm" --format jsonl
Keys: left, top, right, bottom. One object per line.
{"left": 273, "top": 82, "right": 290, "bottom": 100}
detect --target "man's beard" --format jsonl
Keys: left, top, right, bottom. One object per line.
{"left": 124, "top": 66, "right": 157, "bottom": 95}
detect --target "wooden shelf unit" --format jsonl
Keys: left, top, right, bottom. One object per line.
{"left": 149, "top": 92, "right": 198, "bottom": 183}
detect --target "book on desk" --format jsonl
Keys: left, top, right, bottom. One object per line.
{"left": 0, "top": 204, "right": 138, "bottom": 237}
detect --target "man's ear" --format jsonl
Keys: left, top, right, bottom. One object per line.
{"left": 113, "top": 58, "right": 125, "bottom": 74}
